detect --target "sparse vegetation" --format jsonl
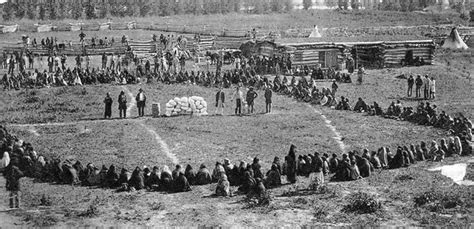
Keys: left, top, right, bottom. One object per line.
{"left": 342, "top": 192, "right": 382, "bottom": 214}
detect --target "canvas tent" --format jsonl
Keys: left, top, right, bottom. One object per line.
{"left": 309, "top": 26, "right": 322, "bottom": 38}
{"left": 442, "top": 28, "right": 469, "bottom": 50}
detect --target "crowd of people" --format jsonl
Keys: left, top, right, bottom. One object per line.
{"left": 1, "top": 119, "right": 472, "bottom": 208}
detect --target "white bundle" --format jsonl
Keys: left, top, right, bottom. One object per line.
{"left": 164, "top": 96, "right": 208, "bottom": 117}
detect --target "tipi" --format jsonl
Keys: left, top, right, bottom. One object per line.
{"left": 309, "top": 25, "right": 322, "bottom": 38}
{"left": 442, "top": 28, "right": 468, "bottom": 50}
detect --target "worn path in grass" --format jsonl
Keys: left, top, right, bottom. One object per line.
{"left": 8, "top": 85, "right": 178, "bottom": 165}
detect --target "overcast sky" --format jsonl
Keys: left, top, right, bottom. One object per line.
{"left": 0, "top": 0, "right": 6, "bottom": 3}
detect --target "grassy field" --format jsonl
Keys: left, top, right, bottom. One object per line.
{"left": 0, "top": 49, "right": 473, "bottom": 226}
{"left": 0, "top": 9, "right": 466, "bottom": 48}
{"left": 0, "top": 11, "right": 473, "bottom": 227}
{"left": 1, "top": 10, "right": 465, "bottom": 32}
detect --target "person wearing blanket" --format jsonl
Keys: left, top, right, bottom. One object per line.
{"left": 231, "top": 86, "right": 244, "bottom": 116}
{"left": 215, "top": 86, "right": 225, "bottom": 116}
{"left": 136, "top": 88, "right": 146, "bottom": 117}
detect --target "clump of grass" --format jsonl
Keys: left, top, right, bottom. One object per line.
{"left": 245, "top": 190, "right": 272, "bottom": 208}
{"left": 313, "top": 202, "right": 331, "bottom": 220}
{"left": 342, "top": 192, "right": 382, "bottom": 214}
{"left": 149, "top": 202, "right": 165, "bottom": 211}
{"left": 78, "top": 204, "right": 99, "bottom": 218}
{"left": 395, "top": 174, "right": 415, "bottom": 181}
{"left": 23, "top": 211, "right": 59, "bottom": 227}
{"left": 414, "top": 189, "right": 464, "bottom": 212}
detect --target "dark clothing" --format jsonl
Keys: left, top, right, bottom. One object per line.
{"left": 246, "top": 90, "right": 258, "bottom": 106}
{"left": 196, "top": 168, "right": 212, "bottom": 185}
{"left": 264, "top": 88, "right": 272, "bottom": 104}
{"left": 5, "top": 165, "right": 24, "bottom": 192}
{"left": 235, "top": 98, "right": 242, "bottom": 115}
{"left": 136, "top": 92, "right": 146, "bottom": 117}
{"left": 173, "top": 175, "right": 191, "bottom": 193}
{"left": 104, "top": 96, "right": 113, "bottom": 118}
{"left": 215, "top": 91, "right": 225, "bottom": 107}
{"left": 286, "top": 156, "right": 297, "bottom": 183}
{"left": 118, "top": 94, "right": 127, "bottom": 118}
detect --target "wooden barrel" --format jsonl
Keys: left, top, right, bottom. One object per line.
{"left": 152, "top": 103, "right": 161, "bottom": 118}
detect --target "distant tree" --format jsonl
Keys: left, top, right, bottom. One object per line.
{"left": 283, "top": 0, "right": 293, "bottom": 11}
{"left": 15, "top": 2, "right": 26, "bottom": 19}
{"left": 150, "top": 0, "right": 162, "bottom": 16}
{"left": 254, "top": 0, "right": 265, "bottom": 13}
{"left": 271, "top": 0, "right": 284, "bottom": 12}
{"left": 26, "top": 4, "right": 37, "bottom": 20}
{"left": 57, "top": 0, "right": 67, "bottom": 19}
{"left": 161, "top": 0, "right": 174, "bottom": 16}
{"left": 85, "top": 0, "right": 96, "bottom": 19}
{"left": 194, "top": 0, "right": 204, "bottom": 15}
{"left": 303, "top": 0, "right": 313, "bottom": 10}
{"left": 99, "top": 2, "right": 111, "bottom": 18}
{"left": 71, "top": 1, "right": 82, "bottom": 19}
{"left": 2, "top": 0, "right": 14, "bottom": 21}
{"left": 48, "top": 1, "right": 58, "bottom": 20}
{"left": 38, "top": 4, "right": 46, "bottom": 20}
{"left": 174, "top": 0, "right": 185, "bottom": 15}
{"left": 140, "top": 0, "right": 151, "bottom": 16}
{"left": 233, "top": 0, "right": 242, "bottom": 12}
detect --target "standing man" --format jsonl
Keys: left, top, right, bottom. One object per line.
{"left": 8, "top": 55, "right": 15, "bottom": 74}
{"left": 246, "top": 87, "right": 258, "bottom": 114}
{"left": 264, "top": 84, "right": 273, "bottom": 113}
{"left": 101, "top": 53, "right": 107, "bottom": 70}
{"left": 104, "top": 92, "right": 113, "bottom": 119}
{"left": 47, "top": 55, "right": 54, "bottom": 73}
{"left": 415, "top": 75, "right": 423, "bottom": 98}
{"left": 75, "top": 54, "right": 82, "bottom": 69}
{"left": 215, "top": 86, "right": 225, "bottom": 116}
{"left": 231, "top": 86, "right": 244, "bottom": 116}
{"left": 429, "top": 76, "right": 436, "bottom": 100}
{"left": 136, "top": 88, "right": 146, "bottom": 117}
{"left": 423, "top": 75, "right": 430, "bottom": 100}
{"left": 407, "top": 74, "right": 414, "bottom": 97}
{"left": 118, "top": 91, "right": 127, "bottom": 119}
{"left": 60, "top": 54, "right": 67, "bottom": 71}
{"left": 5, "top": 158, "right": 24, "bottom": 209}
{"left": 331, "top": 80, "right": 338, "bottom": 96}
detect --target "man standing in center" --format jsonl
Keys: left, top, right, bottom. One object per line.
{"left": 231, "top": 86, "right": 244, "bottom": 116}
{"left": 264, "top": 85, "right": 273, "bottom": 113}
{"left": 215, "top": 86, "right": 225, "bottom": 116}
{"left": 136, "top": 88, "right": 146, "bottom": 117}
{"left": 104, "top": 92, "right": 113, "bottom": 119}
{"left": 246, "top": 87, "right": 258, "bottom": 114}
{"left": 118, "top": 91, "right": 127, "bottom": 119}
{"left": 407, "top": 74, "right": 414, "bottom": 97}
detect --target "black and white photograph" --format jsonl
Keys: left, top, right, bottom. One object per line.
{"left": 0, "top": 0, "right": 473, "bottom": 227}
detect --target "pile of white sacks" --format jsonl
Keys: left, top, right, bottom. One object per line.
{"left": 164, "top": 96, "right": 208, "bottom": 117}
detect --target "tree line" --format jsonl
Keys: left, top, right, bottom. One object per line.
{"left": 1, "top": 0, "right": 296, "bottom": 21}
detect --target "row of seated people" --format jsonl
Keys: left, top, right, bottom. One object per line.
{"left": 337, "top": 97, "right": 473, "bottom": 140}
{"left": 1, "top": 124, "right": 472, "bottom": 200}
{"left": 3, "top": 65, "right": 271, "bottom": 92}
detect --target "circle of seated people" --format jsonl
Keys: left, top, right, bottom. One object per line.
{"left": 1, "top": 125, "right": 472, "bottom": 199}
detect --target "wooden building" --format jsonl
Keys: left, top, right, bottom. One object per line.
{"left": 348, "top": 40, "right": 435, "bottom": 68}
{"left": 276, "top": 40, "right": 435, "bottom": 70}
{"left": 277, "top": 42, "right": 352, "bottom": 70}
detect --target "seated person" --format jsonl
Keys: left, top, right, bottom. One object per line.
{"left": 353, "top": 98, "right": 368, "bottom": 112}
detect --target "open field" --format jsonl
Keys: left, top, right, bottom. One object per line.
{"left": 0, "top": 10, "right": 473, "bottom": 227}
{"left": 1, "top": 10, "right": 465, "bottom": 33}
{"left": 1, "top": 48, "right": 473, "bottom": 226}
{"left": 0, "top": 10, "right": 467, "bottom": 48}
